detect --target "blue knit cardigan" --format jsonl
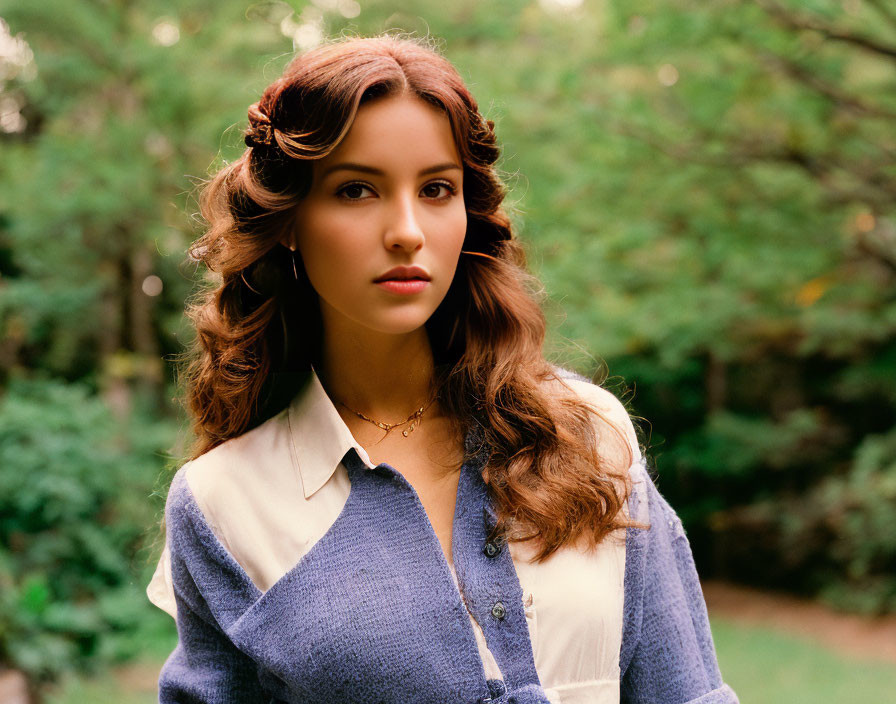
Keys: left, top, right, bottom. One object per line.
{"left": 158, "top": 430, "right": 738, "bottom": 704}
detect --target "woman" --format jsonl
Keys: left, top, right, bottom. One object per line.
{"left": 148, "top": 34, "right": 738, "bottom": 704}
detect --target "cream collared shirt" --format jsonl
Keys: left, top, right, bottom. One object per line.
{"left": 148, "top": 371, "right": 638, "bottom": 704}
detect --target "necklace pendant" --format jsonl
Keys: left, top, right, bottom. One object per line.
{"left": 339, "top": 396, "right": 434, "bottom": 439}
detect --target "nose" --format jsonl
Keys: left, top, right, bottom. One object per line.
{"left": 383, "top": 193, "right": 425, "bottom": 252}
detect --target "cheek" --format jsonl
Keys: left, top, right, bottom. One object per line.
{"left": 440, "top": 208, "right": 468, "bottom": 266}
{"left": 303, "top": 238, "right": 354, "bottom": 274}
{"left": 296, "top": 214, "right": 360, "bottom": 283}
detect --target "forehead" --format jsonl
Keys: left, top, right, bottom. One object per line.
{"left": 317, "top": 94, "right": 460, "bottom": 173}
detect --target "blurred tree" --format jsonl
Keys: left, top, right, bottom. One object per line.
{"left": 482, "top": 0, "right": 896, "bottom": 608}
{"left": 0, "top": 1, "right": 307, "bottom": 418}
{"left": 0, "top": 0, "right": 311, "bottom": 689}
{"left": 1, "top": 2, "right": 895, "bottom": 692}
{"left": 0, "top": 377, "right": 178, "bottom": 689}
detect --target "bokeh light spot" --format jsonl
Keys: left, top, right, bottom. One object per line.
{"left": 658, "top": 63, "right": 679, "bottom": 86}
{"left": 152, "top": 20, "right": 180, "bottom": 47}
{"left": 142, "top": 275, "right": 164, "bottom": 297}
{"left": 338, "top": 0, "right": 362, "bottom": 19}
{"left": 539, "top": 0, "right": 584, "bottom": 12}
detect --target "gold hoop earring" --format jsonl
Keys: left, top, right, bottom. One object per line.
{"left": 291, "top": 248, "right": 298, "bottom": 280}
{"left": 240, "top": 269, "right": 261, "bottom": 295}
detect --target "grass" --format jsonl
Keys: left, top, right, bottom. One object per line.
{"left": 42, "top": 669, "right": 160, "bottom": 704}
{"left": 712, "top": 617, "right": 896, "bottom": 704}
{"left": 41, "top": 618, "right": 896, "bottom": 703}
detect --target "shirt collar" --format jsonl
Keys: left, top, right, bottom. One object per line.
{"left": 287, "top": 368, "right": 377, "bottom": 499}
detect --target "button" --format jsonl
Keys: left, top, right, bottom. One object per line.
{"left": 483, "top": 541, "right": 501, "bottom": 558}
{"left": 487, "top": 680, "right": 506, "bottom": 697}
{"left": 491, "top": 601, "right": 506, "bottom": 620}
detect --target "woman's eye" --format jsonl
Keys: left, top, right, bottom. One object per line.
{"left": 337, "top": 183, "right": 375, "bottom": 200}
{"left": 421, "top": 182, "right": 456, "bottom": 199}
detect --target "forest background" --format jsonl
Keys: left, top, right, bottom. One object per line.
{"left": 1, "top": 0, "right": 894, "bottom": 697}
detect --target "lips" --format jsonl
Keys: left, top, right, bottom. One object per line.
{"left": 373, "top": 266, "right": 431, "bottom": 283}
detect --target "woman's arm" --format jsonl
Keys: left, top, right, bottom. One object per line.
{"left": 153, "top": 468, "right": 276, "bottom": 704}
{"left": 620, "top": 462, "right": 739, "bottom": 704}
{"left": 158, "top": 591, "right": 273, "bottom": 704}
{"left": 553, "top": 373, "right": 735, "bottom": 701}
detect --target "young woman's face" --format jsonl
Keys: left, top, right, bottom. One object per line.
{"left": 290, "top": 94, "right": 467, "bottom": 338}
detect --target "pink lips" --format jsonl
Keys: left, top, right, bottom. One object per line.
{"left": 373, "top": 266, "right": 431, "bottom": 295}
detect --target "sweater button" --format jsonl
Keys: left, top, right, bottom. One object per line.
{"left": 483, "top": 541, "right": 501, "bottom": 558}
{"left": 491, "top": 601, "right": 506, "bottom": 620}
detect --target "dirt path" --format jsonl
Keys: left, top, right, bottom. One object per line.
{"left": 703, "top": 580, "right": 896, "bottom": 665}
{"left": 114, "top": 661, "right": 160, "bottom": 694}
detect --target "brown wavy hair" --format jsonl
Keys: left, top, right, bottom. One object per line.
{"left": 178, "top": 34, "right": 637, "bottom": 562}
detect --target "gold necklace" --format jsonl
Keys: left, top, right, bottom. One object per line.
{"left": 338, "top": 397, "right": 436, "bottom": 437}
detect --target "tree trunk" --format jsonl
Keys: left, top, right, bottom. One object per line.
{"left": 706, "top": 350, "right": 727, "bottom": 413}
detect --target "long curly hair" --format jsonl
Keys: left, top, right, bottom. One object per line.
{"left": 178, "top": 34, "right": 637, "bottom": 562}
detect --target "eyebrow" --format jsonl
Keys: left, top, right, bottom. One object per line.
{"left": 319, "top": 161, "right": 462, "bottom": 179}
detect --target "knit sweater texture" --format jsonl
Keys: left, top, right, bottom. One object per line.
{"left": 156, "top": 379, "right": 738, "bottom": 704}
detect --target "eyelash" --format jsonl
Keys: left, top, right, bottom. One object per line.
{"left": 336, "top": 180, "right": 458, "bottom": 201}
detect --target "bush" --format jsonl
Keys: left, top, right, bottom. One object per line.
{"left": 806, "top": 430, "right": 896, "bottom": 614}
{"left": 0, "top": 377, "right": 176, "bottom": 683}
{"left": 704, "top": 428, "right": 896, "bottom": 614}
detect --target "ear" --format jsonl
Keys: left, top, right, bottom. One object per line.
{"left": 278, "top": 234, "right": 297, "bottom": 252}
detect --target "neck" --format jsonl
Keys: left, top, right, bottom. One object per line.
{"left": 315, "top": 321, "right": 437, "bottom": 422}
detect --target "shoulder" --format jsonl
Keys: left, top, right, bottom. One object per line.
{"left": 182, "top": 405, "right": 292, "bottom": 484}
{"left": 178, "top": 407, "right": 295, "bottom": 531}
{"left": 544, "top": 366, "right": 642, "bottom": 465}
{"left": 159, "top": 407, "right": 297, "bottom": 589}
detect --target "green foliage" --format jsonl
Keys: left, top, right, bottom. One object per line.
{"left": 1, "top": 0, "right": 895, "bottom": 687}
{"left": 794, "top": 429, "right": 896, "bottom": 613}
{"left": 0, "top": 377, "right": 176, "bottom": 681}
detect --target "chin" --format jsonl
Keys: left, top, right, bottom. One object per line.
{"left": 320, "top": 294, "right": 444, "bottom": 338}
{"left": 369, "top": 317, "right": 433, "bottom": 336}
{"left": 360, "top": 305, "right": 442, "bottom": 335}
